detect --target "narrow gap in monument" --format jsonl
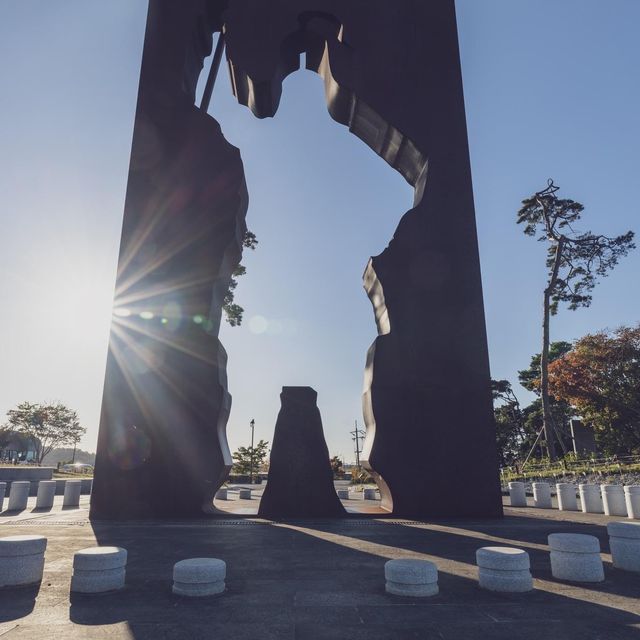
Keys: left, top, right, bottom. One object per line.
{"left": 196, "top": 56, "right": 411, "bottom": 516}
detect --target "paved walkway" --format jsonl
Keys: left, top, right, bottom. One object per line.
{"left": 0, "top": 502, "right": 639, "bottom": 639}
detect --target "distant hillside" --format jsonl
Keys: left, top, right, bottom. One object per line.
{"left": 41, "top": 448, "right": 95, "bottom": 466}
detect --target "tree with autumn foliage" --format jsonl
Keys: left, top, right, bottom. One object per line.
{"left": 549, "top": 326, "right": 640, "bottom": 455}
{"left": 517, "top": 180, "right": 635, "bottom": 459}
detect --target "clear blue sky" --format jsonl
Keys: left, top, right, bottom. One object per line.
{"left": 1, "top": 1, "right": 638, "bottom": 462}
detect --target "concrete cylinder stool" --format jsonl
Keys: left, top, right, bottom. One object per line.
{"left": 556, "top": 483, "right": 578, "bottom": 511}
{"left": 548, "top": 533, "right": 604, "bottom": 582}
{"left": 601, "top": 485, "right": 627, "bottom": 517}
{"left": 624, "top": 486, "right": 640, "bottom": 520}
{"left": 0, "top": 482, "right": 6, "bottom": 512}
{"left": 579, "top": 484, "right": 603, "bottom": 514}
{"left": 36, "top": 481, "right": 57, "bottom": 509}
{"left": 337, "top": 489, "right": 349, "bottom": 500}
{"left": 173, "top": 558, "right": 226, "bottom": 597}
{"left": 532, "top": 482, "right": 552, "bottom": 509}
{"left": 384, "top": 559, "right": 438, "bottom": 597}
{"left": 476, "top": 547, "right": 532, "bottom": 592}
{"left": 63, "top": 480, "right": 82, "bottom": 507}
{"left": 71, "top": 547, "right": 127, "bottom": 594}
{"left": 239, "top": 489, "right": 252, "bottom": 500}
{"left": 607, "top": 521, "right": 640, "bottom": 572}
{"left": 8, "top": 481, "right": 30, "bottom": 511}
{"left": 0, "top": 535, "right": 47, "bottom": 587}
{"left": 508, "top": 482, "right": 527, "bottom": 507}
{"left": 215, "top": 489, "right": 228, "bottom": 500}
{"left": 363, "top": 488, "right": 377, "bottom": 500}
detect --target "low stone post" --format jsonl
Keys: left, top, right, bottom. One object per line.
{"left": 579, "top": 484, "right": 602, "bottom": 514}
{"left": 337, "top": 489, "right": 349, "bottom": 500}
{"left": 36, "top": 481, "right": 56, "bottom": 509}
{"left": 624, "top": 486, "right": 640, "bottom": 520}
{"left": 215, "top": 489, "right": 228, "bottom": 500}
{"left": 601, "top": 485, "right": 627, "bottom": 517}
{"left": 239, "top": 488, "right": 252, "bottom": 500}
{"left": 548, "top": 533, "right": 604, "bottom": 582}
{"left": 607, "top": 521, "right": 640, "bottom": 572}
{"left": 63, "top": 480, "right": 82, "bottom": 507}
{"left": 532, "top": 482, "right": 551, "bottom": 509}
{"left": 8, "top": 481, "right": 30, "bottom": 511}
{"left": 556, "top": 483, "right": 578, "bottom": 511}
{"left": 71, "top": 546, "right": 127, "bottom": 593}
{"left": 384, "top": 559, "right": 439, "bottom": 597}
{"left": 476, "top": 547, "right": 533, "bottom": 592}
{"left": 363, "top": 488, "right": 377, "bottom": 500}
{"left": 0, "top": 535, "right": 47, "bottom": 587}
{"left": 0, "top": 482, "right": 6, "bottom": 512}
{"left": 173, "top": 558, "right": 226, "bottom": 597}
{"left": 508, "top": 482, "right": 527, "bottom": 507}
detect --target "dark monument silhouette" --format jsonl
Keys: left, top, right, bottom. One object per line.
{"left": 259, "top": 387, "right": 346, "bottom": 519}
{"left": 91, "top": 0, "right": 502, "bottom": 519}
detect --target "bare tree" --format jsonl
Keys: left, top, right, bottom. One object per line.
{"left": 517, "top": 180, "right": 635, "bottom": 460}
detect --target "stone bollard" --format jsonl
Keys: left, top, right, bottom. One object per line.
{"left": 239, "top": 489, "right": 252, "bottom": 500}
{"left": 601, "top": 485, "right": 627, "bottom": 517}
{"left": 556, "top": 483, "right": 578, "bottom": 511}
{"left": 71, "top": 547, "right": 127, "bottom": 593}
{"left": 337, "top": 489, "right": 349, "bottom": 500}
{"left": 607, "top": 521, "right": 640, "bottom": 572}
{"left": 8, "top": 481, "right": 30, "bottom": 511}
{"left": 36, "top": 481, "right": 57, "bottom": 510}
{"left": 532, "top": 482, "right": 552, "bottom": 509}
{"left": 0, "top": 535, "right": 47, "bottom": 587}
{"left": 508, "top": 482, "right": 527, "bottom": 507}
{"left": 624, "top": 486, "right": 640, "bottom": 520}
{"left": 476, "top": 547, "right": 533, "bottom": 592}
{"left": 215, "top": 489, "right": 228, "bottom": 501}
{"left": 548, "top": 533, "right": 604, "bottom": 582}
{"left": 384, "top": 559, "right": 439, "bottom": 597}
{"left": 63, "top": 480, "right": 82, "bottom": 507}
{"left": 173, "top": 558, "right": 226, "bottom": 597}
{"left": 363, "top": 488, "right": 377, "bottom": 500}
{"left": 0, "top": 482, "right": 6, "bottom": 512}
{"left": 579, "top": 484, "right": 603, "bottom": 514}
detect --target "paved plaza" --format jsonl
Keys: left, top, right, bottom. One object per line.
{"left": 1, "top": 496, "right": 639, "bottom": 639}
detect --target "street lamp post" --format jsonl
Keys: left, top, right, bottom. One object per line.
{"left": 249, "top": 418, "right": 255, "bottom": 484}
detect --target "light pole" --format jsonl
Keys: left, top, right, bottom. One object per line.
{"left": 249, "top": 418, "right": 255, "bottom": 484}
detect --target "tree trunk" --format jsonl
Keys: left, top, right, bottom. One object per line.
{"left": 541, "top": 289, "right": 557, "bottom": 461}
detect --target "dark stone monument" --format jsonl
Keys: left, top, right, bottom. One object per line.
{"left": 259, "top": 387, "right": 345, "bottom": 518}
{"left": 571, "top": 420, "right": 597, "bottom": 456}
{"left": 92, "top": 0, "right": 502, "bottom": 519}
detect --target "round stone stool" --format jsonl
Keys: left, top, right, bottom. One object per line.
{"left": 476, "top": 547, "right": 532, "bottom": 592}
{"left": 215, "top": 489, "right": 228, "bottom": 501}
{"left": 0, "top": 535, "right": 47, "bottom": 587}
{"left": 607, "top": 521, "right": 640, "bottom": 572}
{"left": 337, "top": 489, "right": 349, "bottom": 500}
{"left": 508, "top": 482, "right": 527, "bottom": 507}
{"left": 384, "top": 559, "right": 438, "bottom": 597}
{"left": 548, "top": 533, "right": 604, "bottom": 582}
{"left": 602, "top": 485, "right": 627, "bottom": 517}
{"left": 8, "top": 481, "right": 30, "bottom": 512}
{"left": 532, "top": 482, "right": 551, "bottom": 509}
{"left": 63, "top": 480, "right": 82, "bottom": 507}
{"left": 0, "top": 482, "right": 6, "bottom": 512}
{"left": 173, "top": 558, "right": 226, "bottom": 597}
{"left": 239, "top": 489, "right": 252, "bottom": 500}
{"left": 624, "top": 486, "right": 640, "bottom": 520}
{"left": 71, "top": 547, "right": 127, "bottom": 593}
{"left": 36, "top": 481, "right": 57, "bottom": 509}
{"left": 579, "top": 484, "right": 603, "bottom": 514}
{"left": 363, "top": 489, "right": 377, "bottom": 500}
{"left": 556, "top": 483, "right": 578, "bottom": 511}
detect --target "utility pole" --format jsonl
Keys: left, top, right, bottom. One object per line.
{"left": 249, "top": 418, "right": 255, "bottom": 484}
{"left": 350, "top": 420, "right": 365, "bottom": 469}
